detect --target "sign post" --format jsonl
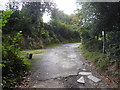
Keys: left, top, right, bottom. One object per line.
{"left": 102, "top": 31, "right": 105, "bottom": 53}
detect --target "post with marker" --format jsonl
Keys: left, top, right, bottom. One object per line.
{"left": 102, "top": 31, "right": 105, "bottom": 53}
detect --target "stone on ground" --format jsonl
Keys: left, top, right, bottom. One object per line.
{"left": 77, "top": 76, "right": 85, "bottom": 84}
{"left": 88, "top": 75, "right": 101, "bottom": 83}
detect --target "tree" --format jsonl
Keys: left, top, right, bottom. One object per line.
{"left": 76, "top": 2, "right": 120, "bottom": 62}
{"left": 49, "top": 8, "right": 81, "bottom": 42}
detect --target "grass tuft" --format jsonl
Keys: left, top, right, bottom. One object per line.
{"left": 20, "top": 50, "right": 44, "bottom": 54}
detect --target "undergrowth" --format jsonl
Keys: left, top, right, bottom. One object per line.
{"left": 2, "top": 31, "right": 31, "bottom": 88}
{"left": 79, "top": 44, "right": 119, "bottom": 86}
{"left": 78, "top": 44, "right": 109, "bottom": 70}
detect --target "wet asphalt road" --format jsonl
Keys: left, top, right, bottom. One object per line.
{"left": 23, "top": 43, "right": 109, "bottom": 88}
{"left": 30, "top": 43, "right": 84, "bottom": 81}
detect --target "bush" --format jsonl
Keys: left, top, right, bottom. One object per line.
{"left": 2, "top": 31, "right": 29, "bottom": 88}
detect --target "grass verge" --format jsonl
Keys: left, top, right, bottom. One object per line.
{"left": 78, "top": 44, "right": 109, "bottom": 70}
{"left": 78, "top": 44, "right": 119, "bottom": 87}
{"left": 20, "top": 50, "right": 44, "bottom": 70}
{"left": 20, "top": 50, "right": 44, "bottom": 54}
{"left": 22, "top": 58, "right": 31, "bottom": 69}
{"left": 46, "top": 43, "right": 66, "bottom": 48}
{"left": 46, "top": 42, "right": 80, "bottom": 48}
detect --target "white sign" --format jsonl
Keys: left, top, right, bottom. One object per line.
{"left": 102, "top": 31, "right": 104, "bottom": 36}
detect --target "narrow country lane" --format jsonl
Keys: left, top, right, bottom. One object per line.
{"left": 21, "top": 43, "right": 110, "bottom": 88}
{"left": 30, "top": 43, "right": 83, "bottom": 80}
